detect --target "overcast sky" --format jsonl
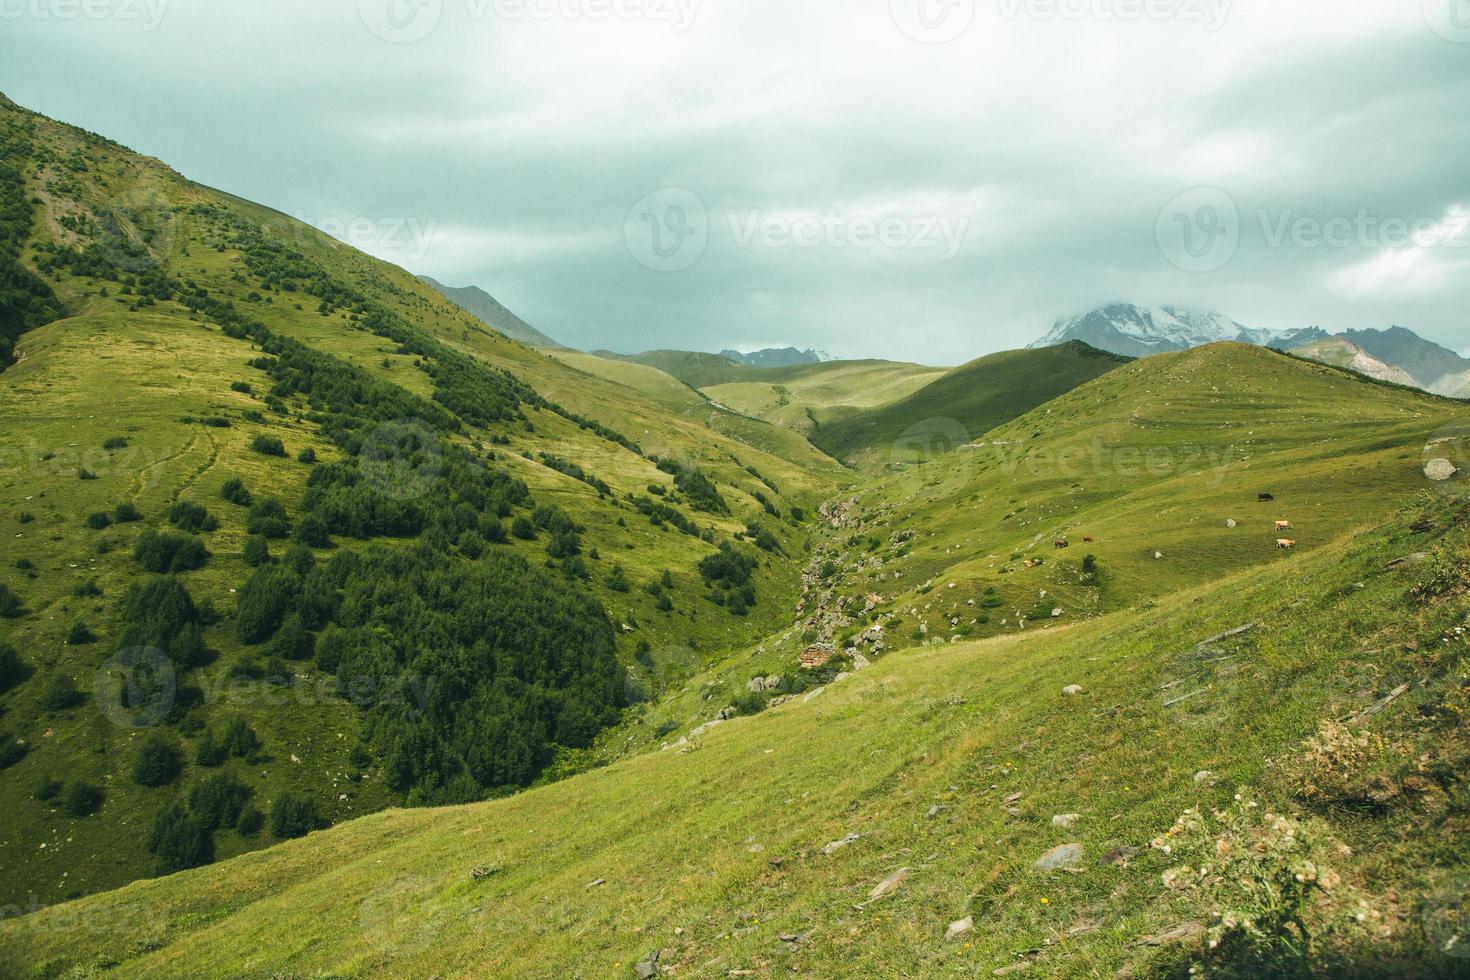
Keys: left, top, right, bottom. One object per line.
{"left": 2, "top": 0, "right": 1468, "bottom": 363}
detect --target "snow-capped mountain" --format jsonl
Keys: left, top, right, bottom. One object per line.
{"left": 1028, "top": 304, "right": 1321, "bottom": 357}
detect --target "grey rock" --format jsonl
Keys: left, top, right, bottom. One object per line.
{"left": 945, "top": 916, "right": 975, "bottom": 942}
{"left": 1034, "top": 843, "right": 1084, "bottom": 871}
{"left": 1051, "top": 813, "right": 1079, "bottom": 829}
{"left": 634, "top": 949, "right": 660, "bottom": 978}
{"left": 1424, "top": 458, "right": 1459, "bottom": 481}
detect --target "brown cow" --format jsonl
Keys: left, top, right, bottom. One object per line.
{"left": 1054, "top": 539, "right": 1070, "bottom": 549}
{"left": 1083, "top": 536, "right": 1094, "bottom": 543}
{"left": 1274, "top": 520, "right": 1292, "bottom": 531}
{"left": 1277, "top": 538, "right": 1296, "bottom": 550}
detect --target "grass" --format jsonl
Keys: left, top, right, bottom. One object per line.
{"left": 4, "top": 496, "right": 1466, "bottom": 977}
{"left": 810, "top": 341, "right": 1132, "bottom": 465}
{"left": 0, "top": 97, "right": 845, "bottom": 908}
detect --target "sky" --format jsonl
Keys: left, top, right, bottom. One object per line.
{"left": 2, "top": 0, "right": 1468, "bottom": 364}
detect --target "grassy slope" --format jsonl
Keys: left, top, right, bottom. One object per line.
{"left": 6, "top": 497, "right": 1467, "bottom": 978}
{"left": 545, "top": 349, "right": 851, "bottom": 478}
{"left": 810, "top": 341, "right": 1131, "bottom": 466}
{"left": 702, "top": 360, "right": 949, "bottom": 437}
{"left": 0, "top": 101, "right": 843, "bottom": 907}
{"left": 606, "top": 350, "right": 753, "bottom": 388}
{"left": 787, "top": 343, "right": 1464, "bottom": 664}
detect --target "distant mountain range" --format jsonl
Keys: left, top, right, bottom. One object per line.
{"left": 419, "top": 277, "right": 566, "bottom": 349}
{"left": 718, "top": 347, "right": 835, "bottom": 369}
{"left": 1031, "top": 304, "right": 1468, "bottom": 397}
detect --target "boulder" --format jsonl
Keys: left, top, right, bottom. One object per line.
{"left": 1424, "top": 458, "right": 1459, "bottom": 481}
{"left": 945, "top": 916, "right": 975, "bottom": 942}
{"left": 1034, "top": 843, "right": 1084, "bottom": 871}
{"left": 1062, "top": 684, "right": 1083, "bottom": 696}
{"left": 867, "top": 867, "right": 910, "bottom": 901}
{"left": 634, "top": 949, "right": 660, "bottom": 978}
{"left": 1051, "top": 813, "right": 1079, "bottom": 828}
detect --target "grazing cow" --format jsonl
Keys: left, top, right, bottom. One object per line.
{"left": 1054, "top": 539, "right": 1070, "bottom": 549}
{"left": 1275, "top": 520, "right": 1292, "bottom": 531}
{"left": 1277, "top": 538, "right": 1296, "bottom": 550}
{"left": 1083, "top": 536, "right": 1094, "bottom": 543}
{"left": 1258, "top": 493, "right": 1275, "bottom": 502}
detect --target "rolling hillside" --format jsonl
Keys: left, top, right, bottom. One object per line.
{"left": 810, "top": 341, "right": 1131, "bottom": 465}
{"left": 3, "top": 95, "right": 1470, "bottom": 980}
{"left": 702, "top": 359, "right": 949, "bottom": 437}
{"left": 5, "top": 495, "right": 1466, "bottom": 977}
{"left": 0, "top": 96, "right": 845, "bottom": 908}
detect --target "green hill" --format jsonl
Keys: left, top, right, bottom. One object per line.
{"left": 4, "top": 96, "right": 1470, "bottom": 979}
{"left": 6, "top": 495, "right": 1467, "bottom": 978}
{"left": 0, "top": 96, "right": 844, "bottom": 908}
{"left": 702, "top": 359, "right": 949, "bottom": 437}
{"left": 810, "top": 341, "right": 1131, "bottom": 465}
{"left": 595, "top": 349, "right": 753, "bottom": 388}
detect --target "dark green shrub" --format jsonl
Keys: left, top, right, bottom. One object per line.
{"left": 243, "top": 534, "right": 271, "bottom": 567}
{"left": 220, "top": 478, "right": 253, "bottom": 506}
{"left": 188, "top": 770, "right": 252, "bottom": 831}
{"left": 0, "top": 641, "right": 29, "bottom": 693}
{"left": 63, "top": 780, "right": 104, "bottom": 817}
{"left": 250, "top": 435, "right": 286, "bottom": 457}
{"left": 0, "top": 583, "right": 24, "bottom": 618}
{"left": 235, "top": 805, "right": 264, "bottom": 835}
{"left": 114, "top": 501, "right": 143, "bottom": 523}
{"left": 85, "top": 511, "right": 113, "bottom": 530}
{"left": 147, "top": 802, "right": 213, "bottom": 872}
{"left": 65, "top": 621, "right": 96, "bottom": 645}
{"left": 132, "top": 734, "right": 184, "bottom": 787}
{"left": 39, "top": 674, "right": 84, "bottom": 711}
{"left": 271, "top": 791, "right": 322, "bottom": 839}
{"left": 0, "top": 735, "right": 27, "bottom": 770}
{"left": 133, "top": 529, "right": 209, "bottom": 573}
{"left": 246, "top": 498, "right": 290, "bottom": 539}
{"left": 168, "top": 501, "right": 219, "bottom": 533}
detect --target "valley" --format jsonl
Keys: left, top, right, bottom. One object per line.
{"left": 1, "top": 94, "right": 1468, "bottom": 979}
